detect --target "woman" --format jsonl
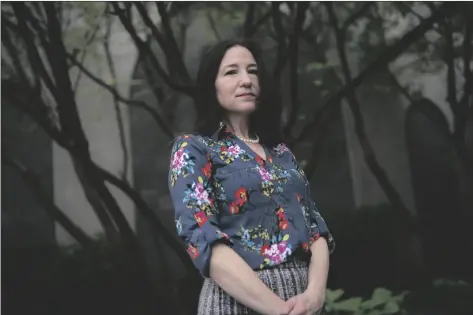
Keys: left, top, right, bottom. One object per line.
{"left": 168, "top": 39, "right": 335, "bottom": 315}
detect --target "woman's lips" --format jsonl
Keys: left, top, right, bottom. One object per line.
{"left": 237, "top": 93, "right": 255, "bottom": 97}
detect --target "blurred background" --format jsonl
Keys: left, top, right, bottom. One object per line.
{"left": 2, "top": 2, "right": 473, "bottom": 315}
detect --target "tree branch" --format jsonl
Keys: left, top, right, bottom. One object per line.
{"left": 9, "top": 4, "right": 57, "bottom": 98}
{"left": 342, "top": 2, "right": 373, "bottom": 31}
{"left": 284, "top": 2, "right": 309, "bottom": 134}
{"left": 93, "top": 163, "right": 196, "bottom": 272}
{"left": 295, "top": 2, "right": 460, "bottom": 144}
{"left": 71, "top": 159, "right": 122, "bottom": 244}
{"left": 206, "top": 10, "right": 221, "bottom": 41}
{"left": 4, "top": 85, "right": 191, "bottom": 271}
{"left": 240, "top": 8, "right": 271, "bottom": 38}
{"left": 326, "top": 2, "right": 414, "bottom": 227}
{"left": 3, "top": 154, "right": 96, "bottom": 250}
{"left": 134, "top": 2, "right": 179, "bottom": 79}
{"left": 42, "top": 3, "right": 145, "bottom": 260}
{"left": 454, "top": 4, "right": 473, "bottom": 164}
{"left": 396, "top": 2, "right": 424, "bottom": 22}
{"left": 444, "top": 19, "right": 457, "bottom": 114}
{"left": 155, "top": 1, "right": 191, "bottom": 81}
{"left": 43, "top": 3, "right": 88, "bottom": 148}
{"left": 1, "top": 18, "right": 31, "bottom": 86}
{"left": 104, "top": 14, "right": 129, "bottom": 180}
{"left": 387, "top": 69, "right": 414, "bottom": 103}
{"left": 111, "top": 2, "right": 194, "bottom": 96}
{"left": 272, "top": 2, "right": 287, "bottom": 80}
{"left": 67, "top": 53, "right": 175, "bottom": 139}
{"left": 72, "top": 9, "right": 104, "bottom": 92}
{"left": 2, "top": 81, "right": 70, "bottom": 148}
{"left": 305, "top": 96, "right": 342, "bottom": 180}
{"left": 243, "top": 2, "right": 255, "bottom": 38}
{"left": 3, "top": 78, "right": 121, "bottom": 244}
{"left": 458, "top": 6, "right": 472, "bottom": 129}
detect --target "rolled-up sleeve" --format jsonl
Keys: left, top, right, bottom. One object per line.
{"left": 287, "top": 146, "right": 336, "bottom": 254}
{"left": 307, "top": 193, "right": 335, "bottom": 254}
{"left": 168, "top": 135, "right": 231, "bottom": 277}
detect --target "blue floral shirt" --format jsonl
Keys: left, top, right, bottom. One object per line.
{"left": 168, "top": 126, "right": 335, "bottom": 277}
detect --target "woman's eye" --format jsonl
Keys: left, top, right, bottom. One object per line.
{"left": 248, "top": 69, "right": 258, "bottom": 74}
{"left": 225, "top": 70, "right": 237, "bottom": 75}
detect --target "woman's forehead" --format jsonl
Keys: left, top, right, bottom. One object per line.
{"left": 220, "top": 46, "right": 256, "bottom": 67}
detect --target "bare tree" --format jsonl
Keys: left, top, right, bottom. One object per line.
{"left": 2, "top": 2, "right": 195, "bottom": 276}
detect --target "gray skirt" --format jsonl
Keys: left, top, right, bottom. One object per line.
{"left": 197, "top": 259, "right": 325, "bottom": 315}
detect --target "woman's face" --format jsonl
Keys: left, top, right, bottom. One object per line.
{"left": 215, "top": 45, "right": 260, "bottom": 115}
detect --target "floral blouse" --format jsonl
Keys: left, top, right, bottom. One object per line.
{"left": 168, "top": 126, "right": 335, "bottom": 277}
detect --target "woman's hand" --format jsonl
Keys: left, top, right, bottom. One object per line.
{"left": 264, "top": 297, "right": 295, "bottom": 315}
{"left": 285, "top": 289, "right": 325, "bottom": 315}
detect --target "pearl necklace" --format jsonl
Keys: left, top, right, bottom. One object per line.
{"left": 237, "top": 134, "right": 260, "bottom": 144}
{"left": 219, "top": 122, "right": 259, "bottom": 143}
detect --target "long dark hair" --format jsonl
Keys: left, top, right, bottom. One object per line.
{"left": 194, "top": 39, "right": 283, "bottom": 147}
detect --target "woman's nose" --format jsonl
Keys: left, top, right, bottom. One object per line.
{"left": 240, "top": 72, "right": 252, "bottom": 86}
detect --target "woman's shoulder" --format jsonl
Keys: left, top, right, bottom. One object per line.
{"left": 171, "top": 133, "right": 215, "bottom": 154}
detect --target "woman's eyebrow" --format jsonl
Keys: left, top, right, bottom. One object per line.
{"left": 222, "top": 62, "right": 257, "bottom": 70}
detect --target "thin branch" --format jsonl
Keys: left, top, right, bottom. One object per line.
{"left": 444, "top": 19, "right": 457, "bottom": 112}
{"left": 455, "top": 5, "right": 473, "bottom": 155}
{"left": 111, "top": 2, "right": 194, "bottom": 96}
{"left": 295, "top": 2, "right": 460, "bottom": 144}
{"left": 42, "top": 3, "right": 144, "bottom": 259}
{"left": 111, "top": 4, "right": 169, "bottom": 104}
{"left": 425, "top": 2, "right": 439, "bottom": 15}
{"left": 3, "top": 154, "right": 96, "bottom": 250}
{"left": 396, "top": 2, "right": 444, "bottom": 35}
{"left": 156, "top": 1, "right": 190, "bottom": 81}
{"left": 1, "top": 19, "right": 31, "bottom": 86}
{"left": 250, "top": 9, "right": 272, "bottom": 36}
{"left": 206, "top": 10, "right": 221, "bottom": 41}
{"left": 387, "top": 69, "right": 414, "bottom": 103}
{"left": 103, "top": 15, "right": 129, "bottom": 180}
{"left": 3, "top": 78, "right": 121, "bottom": 244}
{"left": 123, "top": 3, "right": 190, "bottom": 118}
{"left": 72, "top": 10, "right": 104, "bottom": 92}
{"left": 2, "top": 81, "right": 69, "bottom": 147}
{"left": 272, "top": 2, "right": 287, "bottom": 80}
{"left": 43, "top": 3, "right": 89, "bottom": 147}
{"left": 326, "top": 2, "right": 414, "bottom": 227}
{"left": 238, "top": 8, "right": 272, "bottom": 39}
{"left": 10, "top": 5, "right": 57, "bottom": 98}
{"left": 243, "top": 2, "right": 255, "bottom": 38}
{"left": 67, "top": 53, "right": 175, "bottom": 139}
{"left": 71, "top": 158, "right": 122, "bottom": 244}
{"left": 460, "top": 7, "right": 473, "bottom": 107}
{"left": 93, "top": 162, "right": 196, "bottom": 272}
{"left": 342, "top": 2, "right": 373, "bottom": 31}
{"left": 117, "top": 4, "right": 168, "bottom": 107}
{"left": 305, "top": 94, "right": 342, "bottom": 180}
{"left": 4, "top": 85, "right": 187, "bottom": 273}
{"left": 284, "top": 3, "right": 309, "bottom": 134}
{"left": 134, "top": 3, "right": 168, "bottom": 54}
{"left": 396, "top": 2, "right": 424, "bottom": 22}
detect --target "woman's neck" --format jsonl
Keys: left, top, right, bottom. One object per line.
{"left": 223, "top": 115, "right": 251, "bottom": 139}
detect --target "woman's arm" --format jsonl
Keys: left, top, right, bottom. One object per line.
{"left": 285, "top": 239, "right": 329, "bottom": 315}
{"left": 306, "top": 237, "right": 330, "bottom": 297}
{"left": 210, "top": 243, "right": 293, "bottom": 315}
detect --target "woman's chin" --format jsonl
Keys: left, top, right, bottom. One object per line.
{"left": 233, "top": 102, "right": 257, "bottom": 114}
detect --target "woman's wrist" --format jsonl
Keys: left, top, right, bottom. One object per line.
{"left": 306, "top": 282, "right": 326, "bottom": 296}
{"left": 266, "top": 296, "right": 290, "bottom": 315}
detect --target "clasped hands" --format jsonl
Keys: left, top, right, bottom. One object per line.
{"left": 278, "top": 289, "right": 324, "bottom": 315}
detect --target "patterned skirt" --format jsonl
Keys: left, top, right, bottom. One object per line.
{"left": 197, "top": 259, "right": 325, "bottom": 315}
